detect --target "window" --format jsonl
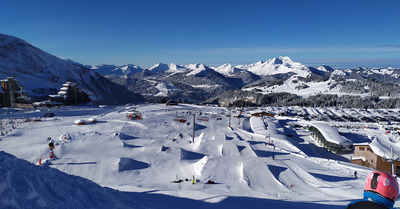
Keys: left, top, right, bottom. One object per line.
{"left": 396, "top": 166, "right": 400, "bottom": 177}
{"left": 359, "top": 147, "right": 365, "bottom": 151}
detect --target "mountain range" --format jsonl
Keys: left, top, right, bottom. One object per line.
{"left": 1, "top": 33, "right": 400, "bottom": 107}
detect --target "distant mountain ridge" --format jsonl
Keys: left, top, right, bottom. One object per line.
{"left": 90, "top": 56, "right": 400, "bottom": 106}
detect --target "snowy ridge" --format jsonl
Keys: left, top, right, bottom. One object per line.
{"left": 92, "top": 64, "right": 143, "bottom": 76}
{"left": 149, "top": 63, "right": 188, "bottom": 74}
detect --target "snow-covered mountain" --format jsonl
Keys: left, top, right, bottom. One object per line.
{"left": 91, "top": 64, "right": 144, "bottom": 77}
{"left": 237, "top": 56, "right": 311, "bottom": 77}
{"left": 99, "top": 56, "right": 400, "bottom": 106}
{"left": 148, "top": 63, "right": 188, "bottom": 74}
{"left": 213, "top": 63, "right": 242, "bottom": 76}
{"left": 0, "top": 33, "right": 145, "bottom": 105}
{"left": 330, "top": 67, "right": 400, "bottom": 83}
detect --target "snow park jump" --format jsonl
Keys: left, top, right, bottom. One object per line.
{"left": 2, "top": 104, "right": 400, "bottom": 208}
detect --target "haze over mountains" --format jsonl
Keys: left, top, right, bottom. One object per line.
{"left": 1, "top": 33, "right": 400, "bottom": 107}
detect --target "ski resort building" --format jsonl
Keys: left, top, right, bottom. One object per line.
{"left": 308, "top": 123, "right": 353, "bottom": 154}
{"left": 250, "top": 111, "right": 275, "bottom": 117}
{"left": 49, "top": 82, "right": 91, "bottom": 105}
{"left": 0, "top": 77, "right": 33, "bottom": 108}
{"left": 352, "top": 141, "right": 400, "bottom": 176}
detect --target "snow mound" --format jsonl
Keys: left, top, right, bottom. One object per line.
{"left": 118, "top": 157, "right": 150, "bottom": 172}
{"left": 180, "top": 149, "right": 205, "bottom": 160}
{"left": 0, "top": 151, "right": 145, "bottom": 209}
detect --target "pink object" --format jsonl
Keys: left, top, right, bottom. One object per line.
{"left": 365, "top": 171, "right": 399, "bottom": 201}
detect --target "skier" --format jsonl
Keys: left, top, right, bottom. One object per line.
{"left": 346, "top": 171, "right": 399, "bottom": 209}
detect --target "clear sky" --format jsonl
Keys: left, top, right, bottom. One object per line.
{"left": 1, "top": 0, "right": 400, "bottom": 69}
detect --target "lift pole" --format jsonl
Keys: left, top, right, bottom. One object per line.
{"left": 192, "top": 112, "right": 195, "bottom": 143}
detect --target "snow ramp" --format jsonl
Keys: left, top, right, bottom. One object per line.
{"left": 200, "top": 157, "right": 247, "bottom": 186}
{"left": 275, "top": 159, "right": 333, "bottom": 198}
{"left": 249, "top": 116, "right": 268, "bottom": 135}
{"left": 242, "top": 159, "right": 294, "bottom": 198}
{"left": 241, "top": 117, "right": 252, "bottom": 132}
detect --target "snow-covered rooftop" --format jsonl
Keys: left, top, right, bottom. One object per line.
{"left": 311, "top": 123, "right": 353, "bottom": 146}
{"left": 369, "top": 137, "right": 400, "bottom": 161}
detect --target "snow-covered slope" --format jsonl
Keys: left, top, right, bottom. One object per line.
{"left": 0, "top": 151, "right": 148, "bottom": 209}
{"left": 3, "top": 104, "right": 395, "bottom": 208}
{"left": 185, "top": 63, "right": 209, "bottom": 76}
{"left": 0, "top": 33, "right": 145, "bottom": 104}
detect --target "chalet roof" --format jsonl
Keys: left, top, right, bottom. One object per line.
{"left": 369, "top": 137, "right": 400, "bottom": 161}
{"left": 311, "top": 123, "right": 353, "bottom": 146}
{"left": 353, "top": 142, "right": 370, "bottom": 146}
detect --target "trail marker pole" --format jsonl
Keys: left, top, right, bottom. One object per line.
{"left": 192, "top": 113, "right": 195, "bottom": 143}
{"left": 39, "top": 150, "right": 42, "bottom": 165}
{"left": 228, "top": 108, "right": 231, "bottom": 127}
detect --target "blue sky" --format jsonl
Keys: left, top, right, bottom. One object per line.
{"left": 1, "top": 0, "right": 400, "bottom": 69}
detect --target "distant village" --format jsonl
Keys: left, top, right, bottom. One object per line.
{"left": 0, "top": 77, "right": 90, "bottom": 109}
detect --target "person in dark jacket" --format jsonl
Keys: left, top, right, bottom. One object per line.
{"left": 346, "top": 171, "right": 399, "bottom": 209}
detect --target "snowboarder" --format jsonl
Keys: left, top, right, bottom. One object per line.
{"left": 346, "top": 171, "right": 399, "bottom": 209}
{"left": 354, "top": 171, "right": 358, "bottom": 179}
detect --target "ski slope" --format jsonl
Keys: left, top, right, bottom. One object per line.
{"left": 0, "top": 104, "right": 397, "bottom": 208}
